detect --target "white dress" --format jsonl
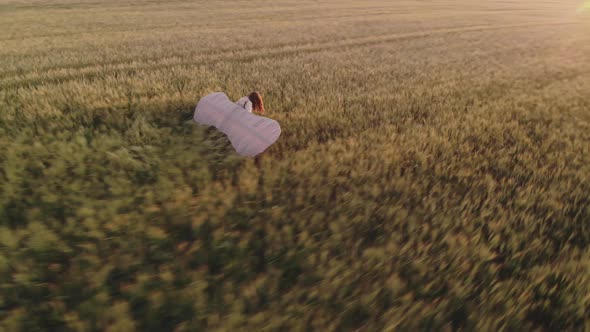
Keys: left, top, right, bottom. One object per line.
{"left": 193, "top": 92, "right": 281, "bottom": 157}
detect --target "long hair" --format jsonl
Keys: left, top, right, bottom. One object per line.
{"left": 248, "top": 91, "right": 265, "bottom": 114}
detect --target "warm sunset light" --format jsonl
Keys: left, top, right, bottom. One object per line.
{"left": 2, "top": 0, "right": 590, "bottom": 330}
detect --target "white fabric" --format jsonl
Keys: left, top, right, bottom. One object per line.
{"left": 235, "top": 96, "right": 253, "bottom": 113}
{"left": 194, "top": 92, "right": 281, "bottom": 157}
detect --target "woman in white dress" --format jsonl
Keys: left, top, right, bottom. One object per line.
{"left": 193, "top": 91, "right": 281, "bottom": 157}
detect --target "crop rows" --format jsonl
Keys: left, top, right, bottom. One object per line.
{"left": 1, "top": 0, "right": 590, "bottom": 330}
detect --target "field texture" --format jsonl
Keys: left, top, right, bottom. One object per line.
{"left": 1, "top": 0, "right": 590, "bottom": 330}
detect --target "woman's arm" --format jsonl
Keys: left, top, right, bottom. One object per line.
{"left": 236, "top": 96, "right": 253, "bottom": 113}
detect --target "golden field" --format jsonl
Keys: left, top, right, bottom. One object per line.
{"left": 1, "top": 0, "right": 590, "bottom": 330}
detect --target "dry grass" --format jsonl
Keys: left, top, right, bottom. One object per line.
{"left": 1, "top": 0, "right": 590, "bottom": 330}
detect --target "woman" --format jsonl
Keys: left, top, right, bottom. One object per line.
{"left": 193, "top": 91, "right": 281, "bottom": 157}
{"left": 235, "top": 91, "right": 265, "bottom": 114}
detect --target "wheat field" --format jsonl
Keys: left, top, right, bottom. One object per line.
{"left": 1, "top": 0, "right": 590, "bottom": 330}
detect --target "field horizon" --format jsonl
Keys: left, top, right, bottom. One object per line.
{"left": 1, "top": 0, "right": 590, "bottom": 330}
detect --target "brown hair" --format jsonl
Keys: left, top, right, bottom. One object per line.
{"left": 248, "top": 91, "right": 265, "bottom": 114}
